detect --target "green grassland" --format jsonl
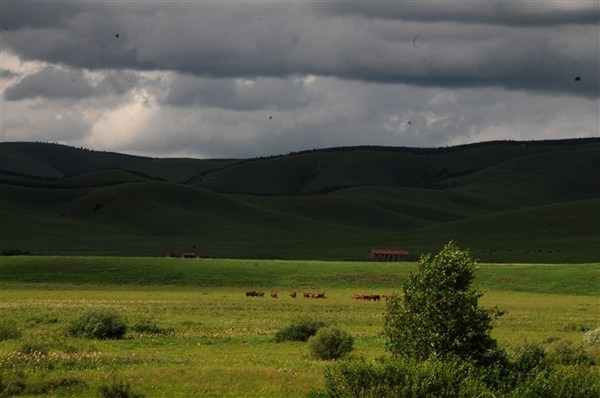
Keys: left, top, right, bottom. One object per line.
{"left": 0, "top": 257, "right": 598, "bottom": 397}
{"left": 0, "top": 138, "right": 598, "bottom": 261}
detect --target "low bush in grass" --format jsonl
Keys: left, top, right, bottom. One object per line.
{"left": 510, "top": 365, "right": 600, "bottom": 398}
{"left": 98, "top": 380, "right": 144, "bottom": 398}
{"left": 275, "top": 318, "right": 327, "bottom": 342}
{"left": 0, "top": 372, "right": 86, "bottom": 398}
{"left": 132, "top": 320, "right": 173, "bottom": 335}
{"left": 19, "top": 342, "right": 49, "bottom": 356}
{"left": 308, "top": 327, "right": 354, "bottom": 360}
{"left": 308, "top": 357, "right": 489, "bottom": 398}
{"left": 0, "top": 320, "right": 21, "bottom": 341}
{"left": 310, "top": 356, "right": 600, "bottom": 398}
{"left": 67, "top": 310, "right": 127, "bottom": 340}
{"left": 546, "top": 340, "right": 595, "bottom": 366}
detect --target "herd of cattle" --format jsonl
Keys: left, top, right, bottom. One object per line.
{"left": 245, "top": 291, "right": 326, "bottom": 298}
{"left": 245, "top": 291, "right": 391, "bottom": 301}
{"left": 352, "top": 293, "right": 392, "bottom": 301}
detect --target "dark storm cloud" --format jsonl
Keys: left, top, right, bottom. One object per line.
{"left": 4, "top": 66, "right": 95, "bottom": 100}
{"left": 3, "top": 2, "right": 598, "bottom": 98}
{"left": 315, "top": 1, "right": 599, "bottom": 27}
{"left": 164, "top": 75, "right": 309, "bottom": 111}
{"left": 3, "top": 66, "right": 140, "bottom": 101}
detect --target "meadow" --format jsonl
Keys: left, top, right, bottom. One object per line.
{"left": 0, "top": 257, "right": 598, "bottom": 397}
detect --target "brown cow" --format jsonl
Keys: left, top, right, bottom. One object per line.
{"left": 270, "top": 291, "right": 278, "bottom": 298}
{"left": 289, "top": 292, "right": 297, "bottom": 298}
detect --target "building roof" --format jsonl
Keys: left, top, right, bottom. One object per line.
{"left": 369, "top": 249, "right": 409, "bottom": 255}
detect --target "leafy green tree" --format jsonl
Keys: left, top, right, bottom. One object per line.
{"left": 384, "top": 241, "right": 505, "bottom": 366}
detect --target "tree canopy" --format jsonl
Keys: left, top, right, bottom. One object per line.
{"left": 384, "top": 241, "right": 505, "bottom": 366}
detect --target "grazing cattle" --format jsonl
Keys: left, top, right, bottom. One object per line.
{"left": 312, "top": 292, "right": 326, "bottom": 299}
{"left": 270, "top": 291, "right": 278, "bottom": 298}
{"left": 353, "top": 293, "right": 384, "bottom": 301}
{"left": 382, "top": 295, "right": 392, "bottom": 301}
{"left": 246, "top": 291, "right": 265, "bottom": 297}
{"left": 303, "top": 292, "right": 312, "bottom": 298}
{"left": 289, "top": 292, "right": 297, "bottom": 298}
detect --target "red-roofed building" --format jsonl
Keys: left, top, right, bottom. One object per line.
{"left": 368, "top": 249, "right": 410, "bottom": 261}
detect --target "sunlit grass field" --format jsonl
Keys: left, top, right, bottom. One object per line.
{"left": 0, "top": 257, "right": 598, "bottom": 397}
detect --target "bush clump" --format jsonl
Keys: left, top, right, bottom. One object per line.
{"left": 98, "top": 380, "right": 144, "bottom": 398}
{"left": 311, "top": 356, "right": 600, "bottom": 398}
{"left": 546, "top": 340, "right": 595, "bottom": 366}
{"left": 132, "top": 320, "right": 173, "bottom": 335}
{"left": 19, "top": 342, "right": 49, "bottom": 356}
{"left": 0, "top": 320, "right": 21, "bottom": 341}
{"left": 309, "top": 357, "right": 489, "bottom": 398}
{"left": 275, "top": 318, "right": 327, "bottom": 342}
{"left": 308, "top": 327, "right": 354, "bottom": 360}
{"left": 68, "top": 311, "right": 127, "bottom": 340}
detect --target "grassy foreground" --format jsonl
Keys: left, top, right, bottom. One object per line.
{"left": 0, "top": 257, "right": 598, "bottom": 397}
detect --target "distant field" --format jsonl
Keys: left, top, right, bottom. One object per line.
{"left": 0, "top": 257, "right": 598, "bottom": 397}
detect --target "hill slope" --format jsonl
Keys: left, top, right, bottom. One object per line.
{"left": 0, "top": 138, "right": 598, "bottom": 261}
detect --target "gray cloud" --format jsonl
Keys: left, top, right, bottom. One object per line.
{"left": 1, "top": 2, "right": 598, "bottom": 158}
{"left": 3, "top": 3, "right": 598, "bottom": 97}
{"left": 315, "top": 1, "right": 599, "bottom": 27}
{"left": 4, "top": 66, "right": 95, "bottom": 100}
{"left": 164, "top": 75, "right": 309, "bottom": 111}
{"left": 84, "top": 77, "right": 597, "bottom": 159}
{"left": 3, "top": 66, "right": 139, "bottom": 101}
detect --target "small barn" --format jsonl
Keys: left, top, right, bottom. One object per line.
{"left": 368, "top": 249, "right": 410, "bottom": 261}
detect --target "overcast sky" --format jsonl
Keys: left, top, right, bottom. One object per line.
{"left": 1, "top": 1, "right": 598, "bottom": 158}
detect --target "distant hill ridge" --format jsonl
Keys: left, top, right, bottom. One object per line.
{"left": 0, "top": 138, "right": 598, "bottom": 262}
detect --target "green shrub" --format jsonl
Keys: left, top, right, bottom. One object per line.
{"left": 98, "top": 380, "right": 143, "bottom": 398}
{"left": 0, "top": 320, "right": 21, "bottom": 341}
{"left": 511, "top": 365, "right": 600, "bottom": 398}
{"left": 275, "top": 318, "right": 327, "bottom": 342}
{"left": 23, "top": 377, "right": 87, "bottom": 396}
{"left": 546, "top": 340, "right": 595, "bottom": 366}
{"left": 132, "top": 320, "right": 172, "bottom": 335}
{"left": 311, "top": 357, "right": 490, "bottom": 398}
{"left": 68, "top": 310, "right": 127, "bottom": 340}
{"left": 511, "top": 342, "right": 549, "bottom": 374}
{"left": 308, "top": 327, "right": 353, "bottom": 360}
{"left": 0, "top": 372, "right": 26, "bottom": 398}
{"left": 311, "top": 356, "right": 600, "bottom": 398}
{"left": 19, "top": 342, "right": 49, "bottom": 356}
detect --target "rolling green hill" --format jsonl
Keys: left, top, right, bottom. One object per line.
{"left": 0, "top": 139, "right": 598, "bottom": 261}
